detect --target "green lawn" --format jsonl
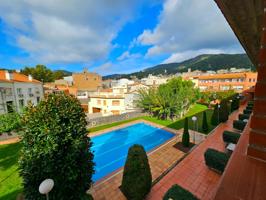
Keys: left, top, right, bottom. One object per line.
{"left": 0, "top": 143, "right": 22, "bottom": 200}
{"left": 89, "top": 104, "right": 215, "bottom": 134}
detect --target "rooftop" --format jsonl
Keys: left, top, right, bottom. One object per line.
{"left": 0, "top": 70, "right": 41, "bottom": 84}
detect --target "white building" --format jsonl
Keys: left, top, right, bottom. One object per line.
{"left": 0, "top": 70, "right": 44, "bottom": 114}
{"left": 141, "top": 74, "right": 169, "bottom": 86}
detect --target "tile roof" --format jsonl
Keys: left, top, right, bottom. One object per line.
{"left": 196, "top": 72, "right": 257, "bottom": 80}
{"left": 0, "top": 70, "right": 41, "bottom": 84}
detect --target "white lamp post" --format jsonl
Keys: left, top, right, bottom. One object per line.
{"left": 229, "top": 99, "right": 233, "bottom": 112}
{"left": 218, "top": 104, "right": 221, "bottom": 124}
{"left": 39, "top": 179, "right": 54, "bottom": 200}
{"left": 192, "top": 116, "right": 197, "bottom": 144}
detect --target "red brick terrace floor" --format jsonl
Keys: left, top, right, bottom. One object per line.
{"left": 146, "top": 104, "right": 246, "bottom": 200}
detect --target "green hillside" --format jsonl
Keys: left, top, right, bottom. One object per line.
{"left": 104, "top": 53, "right": 254, "bottom": 79}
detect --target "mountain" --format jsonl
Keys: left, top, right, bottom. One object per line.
{"left": 103, "top": 54, "right": 254, "bottom": 80}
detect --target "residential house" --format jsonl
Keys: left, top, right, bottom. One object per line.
{"left": 0, "top": 70, "right": 44, "bottom": 114}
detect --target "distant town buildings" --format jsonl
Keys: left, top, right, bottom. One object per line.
{"left": 141, "top": 74, "right": 169, "bottom": 86}
{"left": 184, "top": 72, "right": 257, "bottom": 92}
{"left": 0, "top": 70, "right": 44, "bottom": 114}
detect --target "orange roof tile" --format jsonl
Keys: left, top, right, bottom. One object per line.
{"left": 197, "top": 72, "right": 257, "bottom": 80}
{"left": 0, "top": 70, "right": 41, "bottom": 83}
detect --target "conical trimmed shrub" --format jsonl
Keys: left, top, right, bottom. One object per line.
{"left": 121, "top": 144, "right": 152, "bottom": 200}
{"left": 211, "top": 104, "right": 219, "bottom": 126}
{"left": 220, "top": 99, "right": 229, "bottom": 122}
{"left": 202, "top": 111, "right": 209, "bottom": 133}
{"left": 182, "top": 117, "right": 190, "bottom": 147}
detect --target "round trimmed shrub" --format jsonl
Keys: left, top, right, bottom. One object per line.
{"left": 19, "top": 93, "right": 94, "bottom": 200}
{"left": 222, "top": 131, "right": 240, "bottom": 144}
{"left": 233, "top": 120, "right": 247, "bottom": 131}
{"left": 182, "top": 117, "right": 190, "bottom": 147}
{"left": 204, "top": 148, "right": 230, "bottom": 173}
{"left": 163, "top": 184, "right": 198, "bottom": 200}
{"left": 202, "top": 111, "right": 209, "bottom": 133}
{"left": 121, "top": 144, "right": 152, "bottom": 200}
{"left": 238, "top": 113, "right": 250, "bottom": 121}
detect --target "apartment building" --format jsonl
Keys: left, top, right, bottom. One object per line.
{"left": 0, "top": 70, "right": 44, "bottom": 114}
{"left": 194, "top": 72, "right": 257, "bottom": 92}
{"left": 88, "top": 93, "right": 125, "bottom": 115}
{"left": 141, "top": 74, "right": 169, "bottom": 86}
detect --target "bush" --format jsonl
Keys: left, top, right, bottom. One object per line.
{"left": 238, "top": 113, "right": 250, "bottom": 121}
{"left": 19, "top": 94, "right": 94, "bottom": 200}
{"left": 202, "top": 111, "right": 209, "bottom": 133}
{"left": 163, "top": 184, "right": 198, "bottom": 200}
{"left": 231, "top": 98, "right": 239, "bottom": 111}
{"left": 204, "top": 148, "right": 230, "bottom": 173}
{"left": 222, "top": 131, "right": 240, "bottom": 144}
{"left": 248, "top": 101, "right": 254, "bottom": 106}
{"left": 243, "top": 109, "right": 252, "bottom": 115}
{"left": 182, "top": 117, "right": 190, "bottom": 147}
{"left": 0, "top": 112, "right": 21, "bottom": 134}
{"left": 246, "top": 105, "right": 253, "bottom": 110}
{"left": 121, "top": 144, "right": 152, "bottom": 200}
{"left": 219, "top": 99, "right": 229, "bottom": 122}
{"left": 233, "top": 120, "right": 247, "bottom": 131}
{"left": 211, "top": 104, "right": 219, "bottom": 126}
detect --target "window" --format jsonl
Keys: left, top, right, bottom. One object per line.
{"left": 249, "top": 78, "right": 252, "bottom": 82}
{"left": 253, "top": 78, "right": 256, "bottom": 82}
{"left": 103, "top": 100, "right": 106, "bottom": 106}
{"left": 6, "top": 101, "right": 14, "bottom": 113}
{"left": 17, "top": 88, "right": 22, "bottom": 94}
{"left": 37, "top": 97, "right": 40, "bottom": 103}
{"left": 112, "top": 100, "right": 120, "bottom": 106}
{"left": 19, "top": 99, "right": 24, "bottom": 108}
{"left": 28, "top": 88, "right": 32, "bottom": 93}
{"left": 5, "top": 88, "right": 12, "bottom": 96}
{"left": 97, "top": 100, "right": 101, "bottom": 105}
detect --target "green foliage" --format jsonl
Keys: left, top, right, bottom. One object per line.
{"left": 137, "top": 77, "right": 200, "bottom": 120}
{"left": 204, "top": 148, "right": 230, "bottom": 173}
{"left": 182, "top": 117, "right": 190, "bottom": 147}
{"left": 21, "top": 65, "right": 71, "bottom": 83}
{"left": 248, "top": 101, "right": 254, "bottom": 107}
{"left": 121, "top": 144, "right": 152, "bottom": 200}
{"left": 211, "top": 104, "right": 219, "bottom": 126}
{"left": 200, "top": 90, "right": 236, "bottom": 105}
{"left": 19, "top": 93, "right": 94, "bottom": 200}
{"left": 202, "top": 111, "right": 209, "bottom": 133}
{"left": 0, "top": 112, "right": 21, "bottom": 134}
{"left": 163, "top": 184, "right": 198, "bottom": 200}
{"left": 222, "top": 131, "right": 240, "bottom": 144}
{"left": 238, "top": 114, "right": 250, "bottom": 121}
{"left": 233, "top": 120, "right": 247, "bottom": 131}
{"left": 243, "top": 109, "right": 252, "bottom": 115}
{"left": 219, "top": 99, "right": 229, "bottom": 122}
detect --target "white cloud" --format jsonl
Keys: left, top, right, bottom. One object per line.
{"left": 138, "top": 0, "right": 243, "bottom": 57}
{"left": 0, "top": 0, "right": 146, "bottom": 64}
{"left": 117, "top": 51, "right": 141, "bottom": 61}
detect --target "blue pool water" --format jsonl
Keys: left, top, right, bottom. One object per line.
{"left": 91, "top": 122, "right": 175, "bottom": 182}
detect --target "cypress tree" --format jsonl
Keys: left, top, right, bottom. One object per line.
{"left": 182, "top": 117, "right": 190, "bottom": 147}
{"left": 202, "top": 111, "right": 209, "bottom": 133}
{"left": 220, "top": 99, "right": 229, "bottom": 122}
{"left": 211, "top": 103, "right": 219, "bottom": 126}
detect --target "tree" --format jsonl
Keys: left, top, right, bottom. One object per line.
{"left": 202, "top": 111, "right": 209, "bottom": 133}
{"left": 19, "top": 93, "right": 94, "bottom": 200}
{"left": 182, "top": 117, "right": 190, "bottom": 147}
{"left": 219, "top": 99, "right": 229, "bottom": 122}
{"left": 0, "top": 112, "right": 21, "bottom": 134}
{"left": 21, "top": 65, "right": 54, "bottom": 83}
{"left": 211, "top": 104, "right": 219, "bottom": 126}
{"left": 121, "top": 144, "right": 152, "bottom": 200}
{"left": 137, "top": 77, "right": 200, "bottom": 120}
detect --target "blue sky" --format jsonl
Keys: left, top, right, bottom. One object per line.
{"left": 0, "top": 0, "right": 244, "bottom": 75}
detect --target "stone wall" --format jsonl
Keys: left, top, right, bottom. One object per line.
{"left": 86, "top": 111, "right": 147, "bottom": 128}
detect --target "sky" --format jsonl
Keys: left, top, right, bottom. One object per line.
{"left": 0, "top": 0, "right": 244, "bottom": 75}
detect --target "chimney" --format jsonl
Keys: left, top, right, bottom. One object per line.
{"left": 5, "top": 70, "right": 12, "bottom": 80}
{"left": 28, "top": 75, "right": 33, "bottom": 81}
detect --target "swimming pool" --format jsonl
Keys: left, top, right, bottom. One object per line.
{"left": 91, "top": 122, "right": 175, "bottom": 182}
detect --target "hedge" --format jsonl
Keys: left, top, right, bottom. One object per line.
{"left": 121, "top": 144, "right": 152, "bottom": 200}
{"left": 204, "top": 148, "right": 230, "bottom": 173}
{"left": 243, "top": 109, "right": 252, "bottom": 115}
{"left": 246, "top": 105, "right": 253, "bottom": 110}
{"left": 233, "top": 120, "right": 247, "bottom": 131}
{"left": 238, "top": 114, "right": 250, "bottom": 121}
{"left": 248, "top": 101, "right": 254, "bottom": 106}
{"left": 163, "top": 184, "right": 198, "bottom": 200}
{"left": 222, "top": 131, "right": 241, "bottom": 144}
